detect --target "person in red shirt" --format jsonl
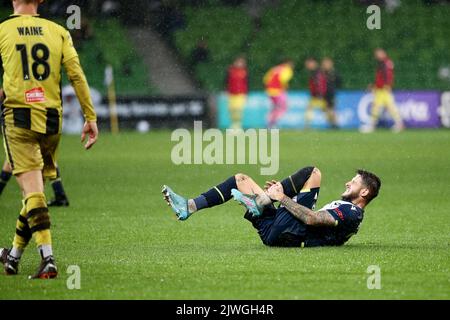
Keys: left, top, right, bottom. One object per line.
{"left": 226, "top": 56, "right": 248, "bottom": 129}
{"left": 304, "top": 57, "right": 329, "bottom": 129}
{"left": 362, "top": 48, "right": 404, "bottom": 133}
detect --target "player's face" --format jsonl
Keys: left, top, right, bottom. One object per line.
{"left": 374, "top": 49, "right": 385, "bottom": 61}
{"left": 235, "top": 58, "right": 246, "bottom": 68}
{"left": 322, "top": 59, "right": 333, "bottom": 70}
{"left": 305, "top": 60, "right": 317, "bottom": 71}
{"left": 341, "top": 174, "right": 366, "bottom": 201}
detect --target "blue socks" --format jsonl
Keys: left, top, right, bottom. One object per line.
{"left": 281, "top": 166, "right": 314, "bottom": 198}
{"left": 193, "top": 176, "right": 238, "bottom": 211}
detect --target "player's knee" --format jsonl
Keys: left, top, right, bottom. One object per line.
{"left": 305, "top": 167, "right": 321, "bottom": 188}
{"left": 235, "top": 173, "right": 249, "bottom": 183}
{"left": 312, "top": 167, "right": 321, "bottom": 179}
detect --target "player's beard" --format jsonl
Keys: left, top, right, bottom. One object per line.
{"left": 341, "top": 195, "right": 355, "bottom": 202}
{"left": 341, "top": 191, "right": 358, "bottom": 202}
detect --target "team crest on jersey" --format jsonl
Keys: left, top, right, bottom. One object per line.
{"left": 25, "top": 87, "right": 46, "bottom": 103}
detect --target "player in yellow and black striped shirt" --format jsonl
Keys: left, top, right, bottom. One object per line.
{"left": 0, "top": 0, "right": 98, "bottom": 279}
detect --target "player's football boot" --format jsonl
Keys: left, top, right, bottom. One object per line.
{"left": 0, "top": 248, "right": 7, "bottom": 265}
{"left": 391, "top": 122, "right": 404, "bottom": 133}
{"left": 1, "top": 248, "right": 19, "bottom": 275}
{"left": 231, "top": 189, "right": 263, "bottom": 217}
{"left": 162, "top": 185, "right": 190, "bottom": 221}
{"left": 29, "top": 256, "right": 58, "bottom": 280}
{"left": 47, "top": 196, "right": 70, "bottom": 207}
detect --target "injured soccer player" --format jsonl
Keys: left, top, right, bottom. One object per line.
{"left": 162, "top": 166, "right": 381, "bottom": 248}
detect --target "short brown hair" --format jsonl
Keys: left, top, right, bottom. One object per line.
{"left": 357, "top": 169, "right": 381, "bottom": 204}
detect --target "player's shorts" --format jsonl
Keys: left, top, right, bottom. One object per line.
{"left": 307, "top": 97, "right": 327, "bottom": 109}
{"left": 244, "top": 187, "right": 320, "bottom": 247}
{"left": 1, "top": 124, "right": 60, "bottom": 179}
{"left": 373, "top": 88, "right": 396, "bottom": 109}
{"left": 228, "top": 94, "right": 247, "bottom": 110}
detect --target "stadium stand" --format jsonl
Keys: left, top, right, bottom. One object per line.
{"left": 174, "top": 6, "right": 252, "bottom": 92}
{"left": 73, "top": 19, "right": 154, "bottom": 96}
{"left": 174, "top": 0, "right": 450, "bottom": 91}
{"left": 0, "top": 5, "right": 153, "bottom": 96}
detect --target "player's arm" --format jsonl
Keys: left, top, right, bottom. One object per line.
{"left": 280, "top": 68, "right": 293, "bottom": 88}
{"left": 266, "top": 182, "right": 337, "bottom": 227}
{"left": 63, "top": 56, "right": 98, "bottom": 149}
{"left": 60, "top": 27, "right": 98, "bottom": 149}
{"left": 63, "top": 57, "right": 96, "bottom": 122}
{"left": 279, "top": 196, "right": 336, "bottom": 226}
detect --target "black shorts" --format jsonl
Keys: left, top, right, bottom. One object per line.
{"left": 245, "top": 187, "right": 320, "bottom": 247}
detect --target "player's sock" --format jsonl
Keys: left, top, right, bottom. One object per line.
{"left": 10, "top": 247, "right": 24, "bottom": 259}
{"left": 193, "top": 176, "right": 238, "bottom": 211}
{"left": 12, "top": 201, "right": 32, "bottom": 256}
{"left": 50, "top": 167, "right": 67, "bottom": 200}
{"left": 38, "top": 244, "right": 53, "bottom": 259}
{"left": 190, "top": 195, "right": 207, "bottom": 213}
{"left": 25, "top": 193, "right": 53, "bottom": 258}
{"left": 281, "top": 166, "right": 315, "bottom": 198}
{"left": 0, "top": 170, "right": 12, "bottom": 195}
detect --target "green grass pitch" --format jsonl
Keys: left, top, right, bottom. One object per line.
{"left": 0, "top": 129, "right": 449, "bottom": 299}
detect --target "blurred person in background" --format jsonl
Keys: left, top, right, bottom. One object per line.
{"left": 362, "top": 48, "right": 404, "bottom": 133}
{"left": 321, "top": 57, "right": 342, "bottom": 129}
{"left": 62, "top": 85, "right": 101, "bottom": 135}
{"left": 189, "top": 39, "right": 210, "bottom": 69}
{"left": 225, "top": 56, "right": 248, "bottom": 130}
{"left": 263, "top": 59, "right": 295, "bottom": 128}
{"left": 304, "top": 57, "right": 327, "bottom": 129}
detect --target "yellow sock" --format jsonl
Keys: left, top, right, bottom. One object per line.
{"left": 12, "top": 200, "right": 32, "bottom": 250}
{"left": 25, "top": 192, "right": 52, "bottom": 247}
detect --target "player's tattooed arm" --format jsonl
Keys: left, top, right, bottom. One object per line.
{"left": 266, "top": 182, "right": 337, "bottom": 226}
{"left": 279, "top": 196, "right": 337, "bottom": 226}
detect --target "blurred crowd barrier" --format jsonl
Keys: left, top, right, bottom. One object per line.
{"left": 217, "top": 91, "right": 445, "bottom": 129}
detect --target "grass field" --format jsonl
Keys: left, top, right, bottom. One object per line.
{"left": 0, "top": 129, "right": 449, "bottom": 300}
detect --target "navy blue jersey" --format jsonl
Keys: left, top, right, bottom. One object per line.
{"left": 304, "top": 200, "right": 364, "bottom": 247}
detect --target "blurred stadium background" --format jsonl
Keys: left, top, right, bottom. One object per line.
{"left": 1, "top": 0, "right": 449, "bottom": 131}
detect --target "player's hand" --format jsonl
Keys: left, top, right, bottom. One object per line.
{"left": 384, "top": 85, "right": 392, "bottom": 91}
{"left": 264, "top": 180, "right": 278, "bottom": 191}
{"left": 266, "top": 182, "right": 284, "bottom": 201}
{"left": 367, "top": 84, "right": 373, "bottom": 91}
{"left": 81, "top": 121, "right": 98, "bottom": 150}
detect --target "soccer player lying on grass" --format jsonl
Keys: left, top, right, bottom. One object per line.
{"left": 162, "top": 167, "right": 381, "bottom": 247}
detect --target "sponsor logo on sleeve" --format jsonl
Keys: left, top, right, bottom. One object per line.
{"left": 334, "top": 208, "right": 345, "bottom": 221}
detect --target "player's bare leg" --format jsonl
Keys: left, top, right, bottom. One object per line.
{"left": 385, "top": 98, "right": 404, "bottom": 132}
{"left": 302, "top": 167, "right": 322, "bottom": 190}
{"left": 304, "top": 102, "right": 314, "bottom": 130}
{"left": 231, "top": 173, "right": 272, "bottom": 216}
{"left": 325, "top": 107, "right": 338, "bottom": 129}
